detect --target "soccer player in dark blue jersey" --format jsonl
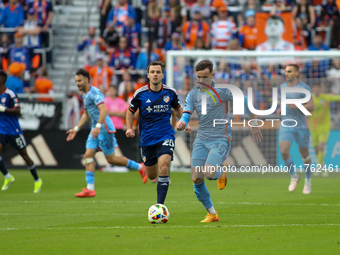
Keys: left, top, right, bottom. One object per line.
{"left": 126, "top": 61, "right": 183, "bottom": 205}
{"left": 0, "top": 70, "right": 42, "bottom": 193}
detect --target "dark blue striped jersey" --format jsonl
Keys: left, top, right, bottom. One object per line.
{"left": 129, "top": 84, "right": 181, "bottom": 146}
{"left": 0, "top": 88, "right": 22, "bottom": 135}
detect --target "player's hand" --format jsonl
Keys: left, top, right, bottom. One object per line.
{"left": 0, "top": 105, "right": 6, "bottom": 112}
{"left": 251, "top": 127, "right": 263, "bottom": 144}
{"left": 176, "top": 121, "right": 186, "bottom": 131}
{"left": 66, "top": 129, "right": 77, "bottom": 141}
{"left": 91, "top": 127, "right": 100, "bottom": 139}
{"left": 185, "top": 125, "right": 191, "bottom": 133}
{"left": 126, "top": 128, "right": 135, "bottom": 138}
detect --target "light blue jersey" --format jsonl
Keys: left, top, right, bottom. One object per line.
{"left": 279, "top": 81, "right": 312, "bottom": 129}
{"left": 183, "top": 84, "right": 250, "bottom": 141}
{"left": 83, "top": 86, "right": 116, "bottom": 132}
{"left": 83, "top": 86, "right": 116, "bottom": 155}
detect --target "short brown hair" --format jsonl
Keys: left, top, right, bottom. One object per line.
{"left": 195, "top": 60, "right": 213, "bottom": 73}
{"left": 286, "top": 64, "right": 299, "bottom": 72}
{"left": 147, "top": 61, "right": 165, "bottom": 73}
{"left": 75, "top": 68, "right": 90, "bottom": 81}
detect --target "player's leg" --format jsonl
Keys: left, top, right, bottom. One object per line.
{"left": 156, "top": 154, "right": 171, "bottom": 204}
{"left": 279, "top": 127, "right": 300, "bottom": 191}
{"left": 75, "top": 148, "right": 97, "bottom": 197}
{"left": 191, "top": 140, "right": 218, "bottom": 222}
{"left": 105, "top": 134, "right": 147, "bottom": 183}
{"left": 0, "top": 138, "right": 15, "bottom": 191}
{"left": 296, "top": 129, "right": 312, "bottom": 194}
{"left": 318, "top": 130, "right": 330, "bottom": 177}
{"left": 18, "top": 147, "right": 43, "bottom": 193}
{"left": 204, "top": 140, "right": 231, "bottom": 190}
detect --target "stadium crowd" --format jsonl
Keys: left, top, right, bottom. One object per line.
{"left": 0, "top": 0, "right": 340, "bottom": 125}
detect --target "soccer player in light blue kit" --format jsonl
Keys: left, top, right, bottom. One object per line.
{"left": 278, "top": 64, "right": 315, "bottom": 194}
{"left": 66, "top": 69, "right": 146, "bottom": 197}
{"left": 177, "top": 60, "right": 262, "bottom": 222}
{"left": 0, "top": 70, "right": 43, "bottom": 193}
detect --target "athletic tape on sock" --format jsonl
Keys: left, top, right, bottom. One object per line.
{"left": 84, "top": 158, "right": 94, "bottom": 164}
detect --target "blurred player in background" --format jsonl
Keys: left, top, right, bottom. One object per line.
{"left": 0, "top": 70, "right": 43, "bottom": 193}
{"left": 176, "top": 60, "right": 262, "bottom": 222}
{"left": 66, "top": 69, "right": 146, "bottom": 198}
{"left": 126, "top": 61, "right": 183, "bottom": 205}
{"left": 278, "top": 64, "right": 315, "bottom": 194}
{"left": 310, "top": 83, "right": 340, "bottom": 177}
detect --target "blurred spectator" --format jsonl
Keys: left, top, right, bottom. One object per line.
{"left": 320, "top": 0, "right": 340, "bottom": 27}
{"left": 239, "top": 10, "right": 258, "bottom": 50}
{"left": 0, "top": 34, "right": 11, "bottom": 66}
{"left": 330, "top": 16, "right": 340, "bottom": 48}
{"left": 5, "top": 62, "right": 25, "bottom": 93}
{"left": 17, "top": 8, "right": 42, "bottom": 49}
{"left": 89, "top": 54, "right": 114, "bottom": 94}
{"left": 190, "top": 0, "right": 211, "bottom": 22}
{"left": 119, "top": 80, "right": 135, "bottom": 104}
{"left": 6, "top": 32, "right": 40, "bottom": 71}
{"left": 227, "top": 39, "right": 243, "bottom": 72}
{"left": 107, "top": 0, "right": 136, "bottom": 32}
{"left": 327, "top": 58, "right": 340, "bottom": 94}
{"left": 144, "top": 0, "right": 161, "bottom": 28}
{"left": 34, "top": 68, "right": 54, "bottom": 102}
{"left": 99, "top": 0, "right": 113, "bottom": 37}
{"left": 234, "top": 62, "right": 258, "bottom": 91}
{"left": 109, "top": 36, "right": 136, "bottom": 70}
{"left": 136, "top": 42, "right": 160, "bottom": 70}
{"left": 301, "top": 59, "right": 328, "bottom": 85}
{"left": 77, "top": 27, "right": 107, "bottom": 71}
{"left": 103, "top": 21, "right": 120, "bottom": 48}
{"left": 28, "top": 0, "right": 54, "bottom": 32}
{"left": 135, "top": 75, "right": 147, "bottom": 90}
{"left": 118, "top": 71, "right": 134, "bottom": 96}
{"left": 164, "top": 32, "right": 185, "bottom": 51}
{"left": 293, "top": 17, "right": 308, "bottom": 50}
{"left": 0, "top": 0, "right": 24, "bottom": 30}
{"left": 168, "top": 0, "right": 187, "bottom": 28}
{"left": 193, "top": 37, "right": 217, "bottom": 68}
{"left": 122, "top": 15, "right": 141, "bottom": 51}
{"left": 211, "top": 6, "right": 237, "bottom": 50}
{"left": 104, "top": 85, "right": 128, "bottom": 130}
{"left": 308, "top": 33, "right": 330, "bottom": 50}
{"left": 214, "top": 61, "right": 231, "bottom": 84}
{"left": 238, "top": 0, "right": 262, "bottom": 27}
{"left": 270, "top": 0, "right": 289, "bottom": 16}
{"left": 181, "top": 11, "right": 210, "bottom": 49}
{"left": 292, "top": 0, "right": 315, "bottom": 38}
{"left": 156, "top": 6, "right": 175, "bottom": 48}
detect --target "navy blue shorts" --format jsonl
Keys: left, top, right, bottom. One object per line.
{"left": 0, "top": 133, "right": 27, "bottom": 150}
{"left": 141, "top": 139, "right": 175, "bottom": 166}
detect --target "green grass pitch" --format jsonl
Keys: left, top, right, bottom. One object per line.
{"left": 0, "top": 170, "right": 339, "bottom": 255}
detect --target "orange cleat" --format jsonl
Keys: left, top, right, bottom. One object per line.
{"left": 138, "top": 163, "right": 148, "bottom": 184}
{"left": 218, "top": 169, "right": 227, "bottom": 190}
{"left": 200, "top": 212, "right": 219, "bottom": 223}
{"left": 75, "top": 188, "right": 96, "bottom": 197}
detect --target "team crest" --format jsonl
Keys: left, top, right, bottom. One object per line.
{"left": 1, "top": 97, "right": 6, "bottom": 103}
{"left": 142, "top": 156, "right": 146, "bottom": 162}
{"left": 163, "top": 96, "right": 170, "bottom": 103}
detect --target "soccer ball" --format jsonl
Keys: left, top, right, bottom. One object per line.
{"left": 148, "top": 204, "right": 170, "bottom": 224}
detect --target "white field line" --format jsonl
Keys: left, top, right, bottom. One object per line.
{"left": 0, "top": 201, "right": 340, "bottom": 206}
{"left": 1, "top": 223, "right": 340, "bottom": 231}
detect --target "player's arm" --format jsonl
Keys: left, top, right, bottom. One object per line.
{"left": 66, "top": 110, "right": 90, "bottom": 141}
{"left": 325, "top": 94, "right": 340, "bottom": 102}
{"left": 176, "top": 91, "right": 193, "bottom": 131}
{"left": 290, "top": 97, "right": 315, "bottom": 112}
{"left": 244, "top": 95, "right": 263, "bottom": 144}
{"left": 90, "top": 103, "right": 108, "bottom": 139}
{"left": 126, "top": 94, "right": 141, "bottom": 138}
{"left": 0, "top": 106, "right": 20, "bottom": 115}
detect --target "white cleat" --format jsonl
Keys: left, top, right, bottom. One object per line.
{"left": 288, "top": 177, "right": 300, "bottom": 192}
{"left": 303, "top": 183, "right": 312, "bottom": 194}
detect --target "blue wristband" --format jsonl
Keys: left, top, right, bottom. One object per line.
{"left": 179, "top": 112, "right": 190, "bottom": 128}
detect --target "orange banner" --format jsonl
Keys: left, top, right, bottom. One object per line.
{"left": 256, "top": 12, "right": 294, "bottom": 45}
